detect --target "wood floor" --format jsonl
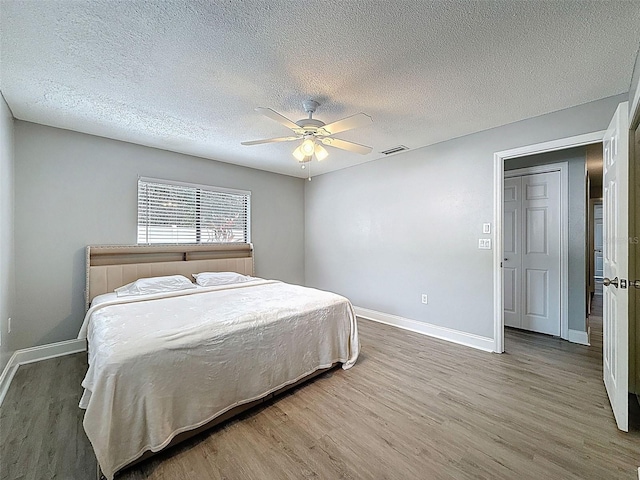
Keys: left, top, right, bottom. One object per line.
{"left": 2, "top": 312, "right": 639, "bottom": 480}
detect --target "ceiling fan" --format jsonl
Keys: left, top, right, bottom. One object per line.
{"left": 241, "top": 100, "right": 373, "bottom": 163}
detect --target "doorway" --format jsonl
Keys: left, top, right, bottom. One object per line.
{"left": 492, "top": 131, "right": 605, "bottom": 353}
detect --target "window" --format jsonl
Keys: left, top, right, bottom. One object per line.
{"left": 137, "top": 177, "right": 250, "bottom": 244}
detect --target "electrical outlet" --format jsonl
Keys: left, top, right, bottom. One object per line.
{"left": 7, "top": 317, "right": 11, "bottom": 334}
{"left": 421, "top": 294, "right": 428, "bottom": 304}
{"left": 478, "top": 239, "right": 492, "bottom": 249}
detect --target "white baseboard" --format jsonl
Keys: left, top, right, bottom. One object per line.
{"left": 0, "top": 358, "right": 18, "bottom": 409}
{"left": 354, "top": 306, "right": 495, "bottom": 353}
{"left": 568, "top": 328, "right": 590, "bottom": 346}
{"left": 0, "top": 338, "right": 86, "bottom": 407}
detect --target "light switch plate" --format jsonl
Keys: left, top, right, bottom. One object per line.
{"left": 479, "top": 239, "right": 492, "bottom": 249}
{"left": 483, "top": 223, "right": 491, "bottom": 234}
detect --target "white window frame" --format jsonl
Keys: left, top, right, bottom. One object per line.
{"left": 137, "top": 176, "right": 251, "bottom": 245}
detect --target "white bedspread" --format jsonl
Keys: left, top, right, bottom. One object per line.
{"left": 77, "top": 280, "right": 359, "bottom": 479}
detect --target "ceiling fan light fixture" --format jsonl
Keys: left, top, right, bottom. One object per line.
{"left": 314, "top": 144, "right": 329, "bottom": 161}
{"left": 301, "top": 138, "right": 315, "bottom": 156}
{"left": 292, "top": 145, "right": 306, "bottom": 162}
{"left": 244, "top": 101, "right": 373, "bottom": 172}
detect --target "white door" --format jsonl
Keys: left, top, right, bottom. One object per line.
{"left": 503, "top": 177, "right": 522, "bottom": 328}
{"left": 602, "top": 102, "right": 629, "bottom": 432}
{"left": 593, "top": 203, "right": 604, "bottom": 294}
{"left": 522, "top": 172, "right": 561, "bottom": 336}
{"left": 503, "top": 171, "right": 561, "bottom": 336}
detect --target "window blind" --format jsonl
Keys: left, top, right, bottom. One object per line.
{"left": 137, "top": 177, "right": 251, "bottom": 244}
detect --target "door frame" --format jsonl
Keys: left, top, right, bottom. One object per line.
{"left": 493, "top": 131, "right": 605, "bottom": 353}
{"left": 589, "top": 198, "right": 604, "bottom": 298}
{"left": 504, "top": 163, "right": 569, "bottom": 339}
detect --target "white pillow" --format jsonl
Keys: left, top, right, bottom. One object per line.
{"left": 90, "top": 292, "right": 119, "bottom": 307}
{"left": 192, "top": 271, "right": 254, "bottom": 287}
{"left": 115, "top": 275, "right": 197, "bottom": 297}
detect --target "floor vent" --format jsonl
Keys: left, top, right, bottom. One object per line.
{"left": 381, "top": 145, "right": 409, "bottom": 155}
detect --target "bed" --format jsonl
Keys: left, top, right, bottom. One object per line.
{"left": 78, "top": 244, "right": 359, "bottom": 479}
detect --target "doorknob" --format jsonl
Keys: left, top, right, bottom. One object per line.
{"left": 603, "top": 277, "right": 619, "bottom": 288}
{"left": 630, "top": 280, "right": 640, "bottom": 289}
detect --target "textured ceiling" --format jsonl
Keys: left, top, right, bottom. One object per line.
{"left": 1, "top": 1, "right": 639, "bottom": 178}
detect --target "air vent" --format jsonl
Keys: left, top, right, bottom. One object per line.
{"left": 381, "top": 145, "right": 409, "bottom": 155}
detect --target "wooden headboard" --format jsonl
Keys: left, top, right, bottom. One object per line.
{"left": 85, "top": 244, "right": 254, "bottom": 309}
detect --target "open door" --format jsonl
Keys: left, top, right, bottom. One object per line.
{"left": 602, "top": 101, "right": 629, "bottom": 432}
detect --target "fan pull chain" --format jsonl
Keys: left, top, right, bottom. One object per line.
{"left": 301, "top": 161, "right": 311, "bottom": 180}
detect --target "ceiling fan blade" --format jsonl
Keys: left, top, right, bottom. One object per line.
{"left": 322, "top": 137, "right": 372, "bottom": 155}
{"left": 255, "top": 107, "right": 300, "bottom": 130}
{"left": 320, "top": 113, "right": 372, "bottom": 136}
{"left": 241, "top": 136, "right": 299, "bottom": 146}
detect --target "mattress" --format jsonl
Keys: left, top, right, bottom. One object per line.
{"left": 77, "top": 279, "right": 359, "bottom": 479}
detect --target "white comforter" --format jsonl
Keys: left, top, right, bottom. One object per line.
{"left": 77, "top": 279, "right": 359, "bottom": 479}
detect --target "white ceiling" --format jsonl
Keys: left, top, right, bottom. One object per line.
{"left": 1, "top": 1, "right": 639, "bottom": 178}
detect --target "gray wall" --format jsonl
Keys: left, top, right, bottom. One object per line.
{"left": 505, "top": 147, "right": 587, "bottom": 333}
{"left": 0, "top": 93, "right": 15, "bottom": 371}
{"left": 13, "top": 122, "right": 305, "bottom": 350}
{"left": 305, "top": 94, "right": 626, "bottom": 339}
